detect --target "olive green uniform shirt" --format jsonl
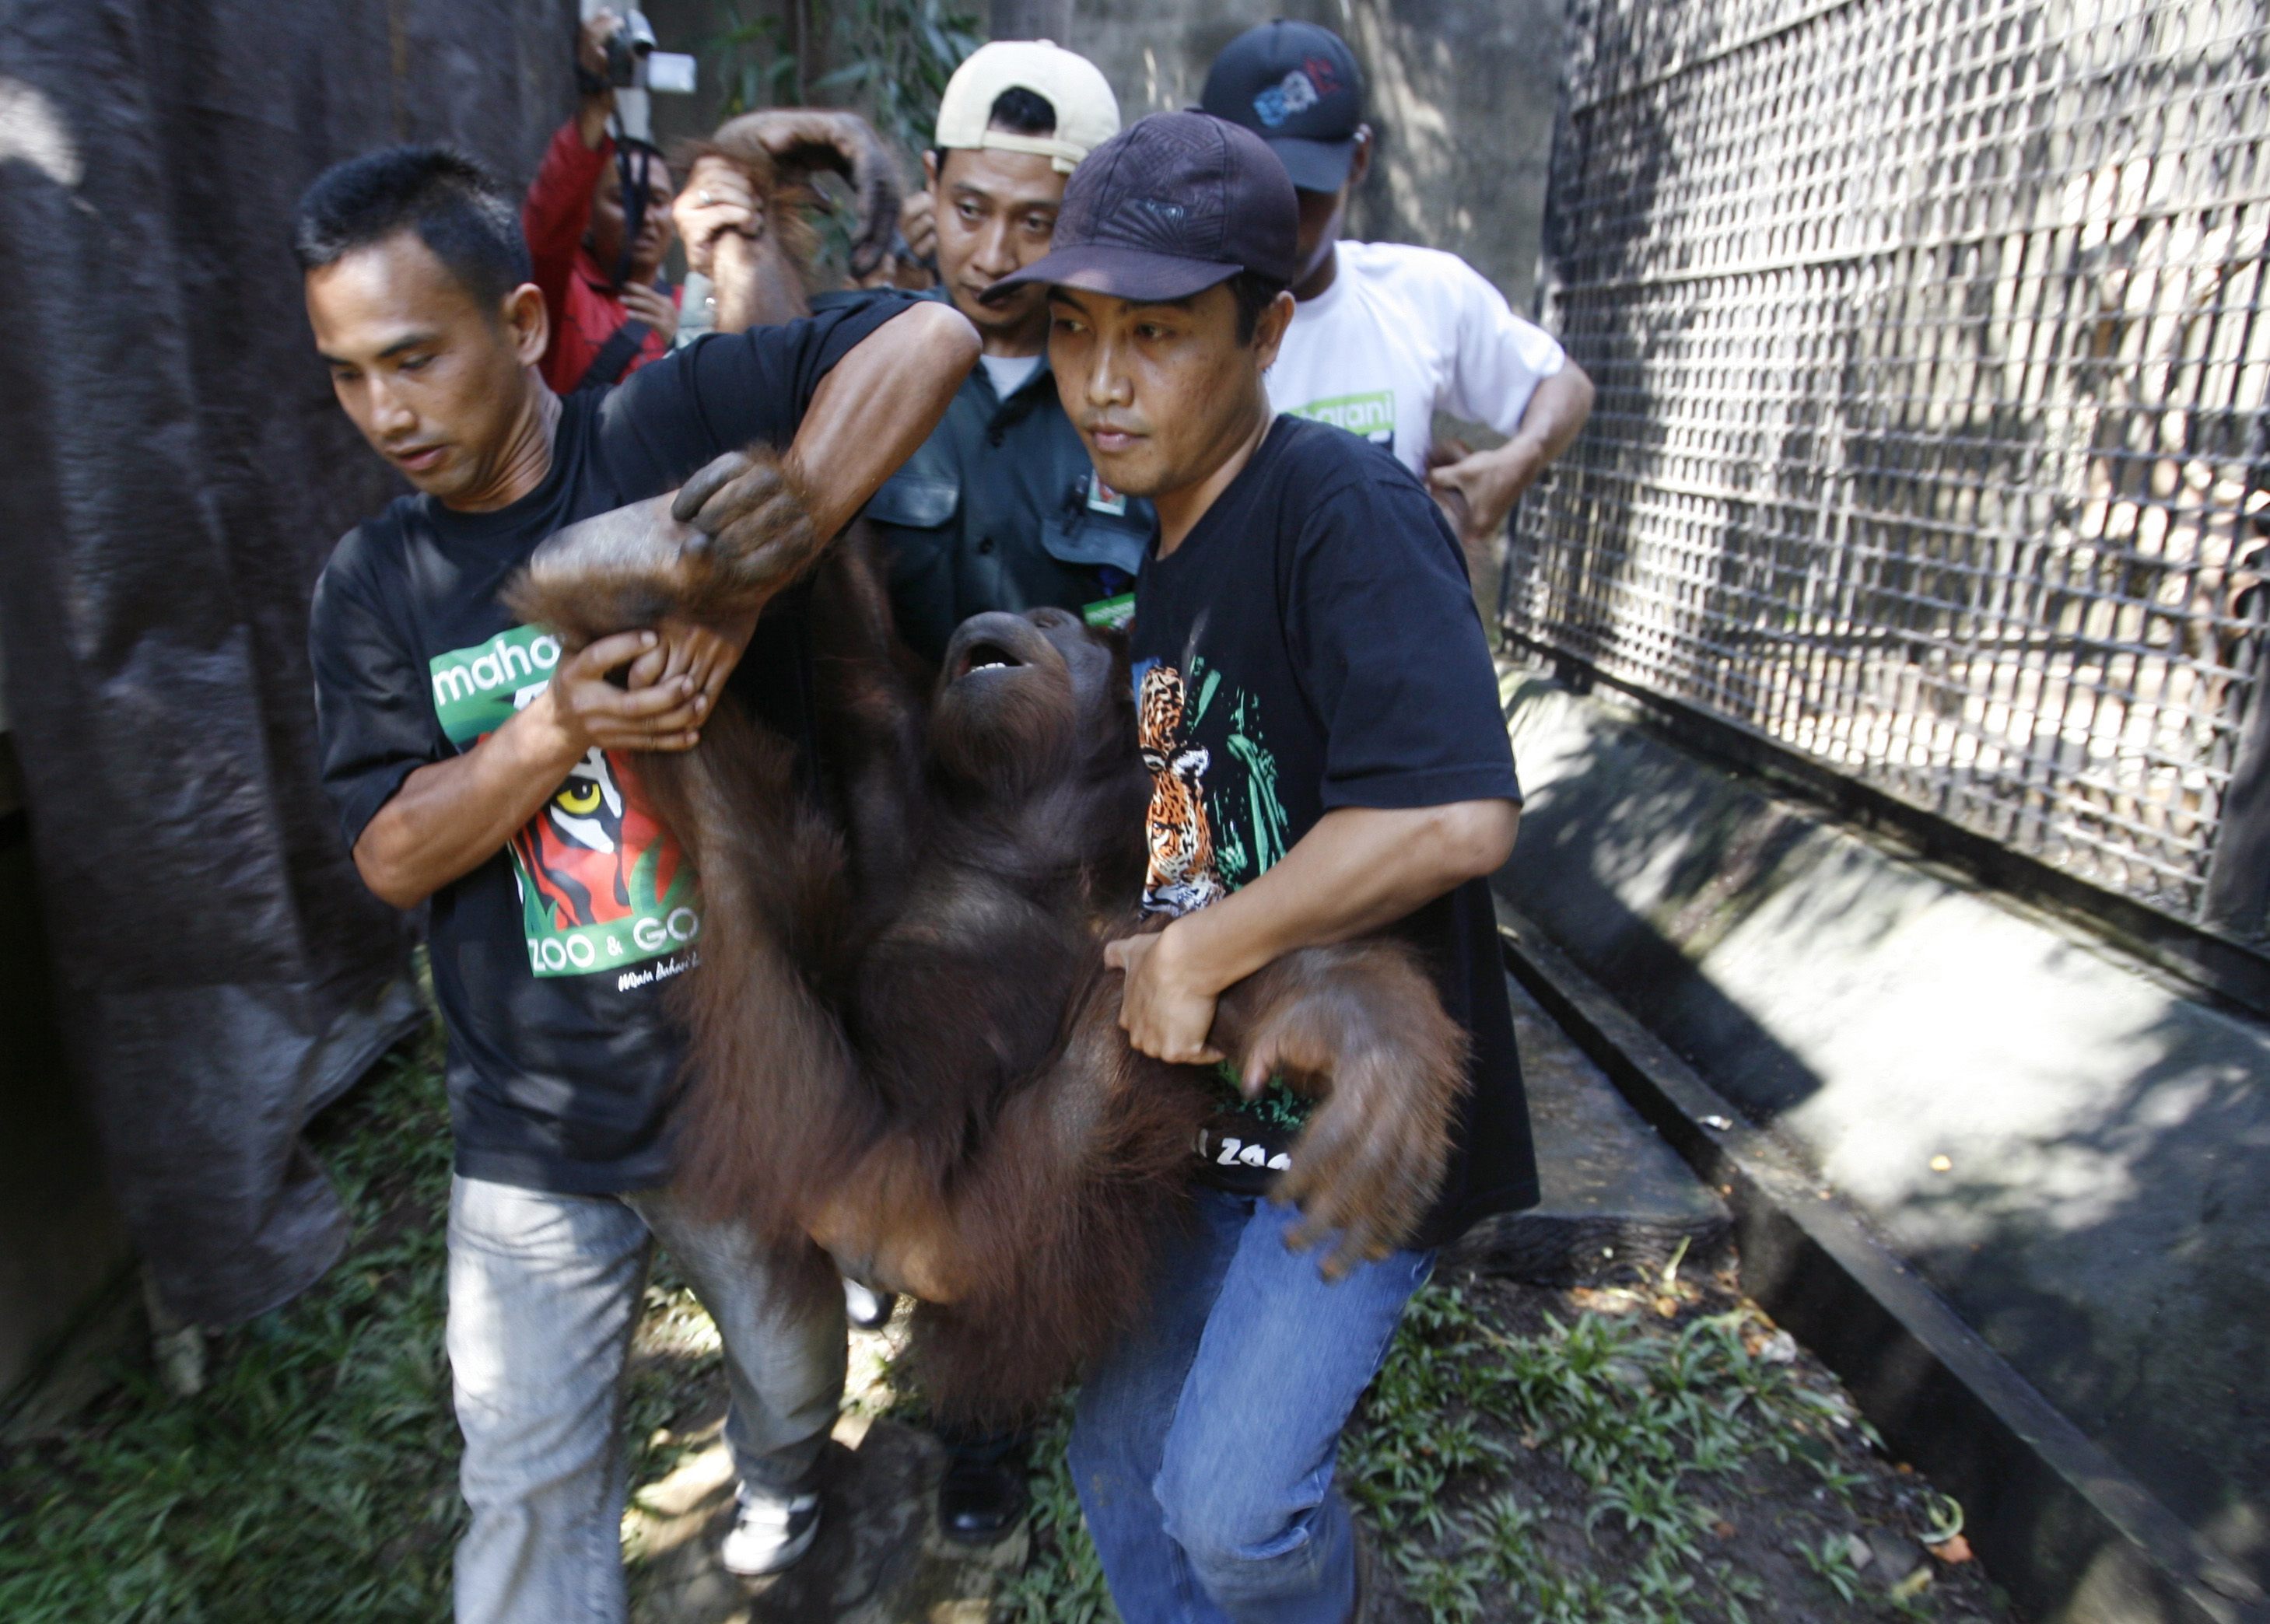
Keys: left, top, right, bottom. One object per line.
{"left": 843, "top": 289, "right": 1155, "bottom": 663}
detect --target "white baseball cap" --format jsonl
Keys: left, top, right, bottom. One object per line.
{"left": 933, "top": 40, "right": 1120, "bottom": 173}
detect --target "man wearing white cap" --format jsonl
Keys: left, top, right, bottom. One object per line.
{"left": 861, "top": 40, "right": 1154, "bottom": 669}
{"left": 850, "top": 39, "right": 1145, "bottom": 1543}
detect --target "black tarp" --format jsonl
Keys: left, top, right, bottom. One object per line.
{"left": 0, "top": 0, "right": 576, "bottom": 1325}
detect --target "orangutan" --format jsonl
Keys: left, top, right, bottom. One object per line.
{"left": 504, "top": 471, "right": 1467, "bottom": 1424}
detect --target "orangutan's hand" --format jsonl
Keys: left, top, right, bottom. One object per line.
{"left": 670, "top": 449, "right": 822, "bottom": 603}
{"left": 1210, "top": 941, "right": 1468, "bottom": 1278}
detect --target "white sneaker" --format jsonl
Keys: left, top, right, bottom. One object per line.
{"left": 843, "top": 1276, "right": 897, "bottom": 1331}
{"left": 720, "top": 1486, "right": 821, "bottom": 1577}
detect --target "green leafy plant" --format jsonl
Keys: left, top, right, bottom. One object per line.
{"left": 811, "top": 0, "right": 983, "bottom": 161}
{"left": 1797, "top": 1531, "right": 1865, "bottom": 1604}
{"left": 706, "top": 0, "right": 980, "bottom": 159}
{"left": 704, "top": 3, "right": 800, "bottom": 117}
{"left": 1922, "top": 1488, "right": 1966, "bottom": 1545}
{"left": 994, "top": 1401, "right": 1117, "bottom": 1624}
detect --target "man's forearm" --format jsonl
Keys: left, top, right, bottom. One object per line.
{"left": 1494, "top": 362, "right": 1594, "bottom": 494}
{"left": 1432, "top": 362, "right": 1595, "bottom": 550}
{"left": 783, "top": 301, "right": 978, "bottom": 540}
{"left": 1165, "top": 800, "right": 1521, "bottom": 996}
{"left": 577, "top": 91, "right": 613, "bottom": 150}
{"left": 352, "top": 691, "right": 586, "bottom": 909}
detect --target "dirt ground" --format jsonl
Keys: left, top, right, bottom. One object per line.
{"left": 620, "top": 1253, "right": 2018, "bottom": 1624}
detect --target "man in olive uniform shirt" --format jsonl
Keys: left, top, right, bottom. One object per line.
{"left": 864, "top": 42, "right": 1153, "bottom": 664}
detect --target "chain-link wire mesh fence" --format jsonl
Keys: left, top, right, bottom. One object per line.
{"left": 1506, "top": 0, "right": 2270, "bottom": 941}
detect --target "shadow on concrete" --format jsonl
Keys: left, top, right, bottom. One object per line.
{"left": 1497, "top": 684, "right": 2270, "bottom": 1587}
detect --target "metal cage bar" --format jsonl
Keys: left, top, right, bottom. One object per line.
{"left": 1511, "top": 0, "right": 2270, "bottom": 940}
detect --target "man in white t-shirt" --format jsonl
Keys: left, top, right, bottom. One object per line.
{"left": 1201, "top": 20, "right": 1593, "bottom": 565}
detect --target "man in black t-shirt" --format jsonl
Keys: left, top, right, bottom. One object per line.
{"left": 983, "top": 114, "right": 1537, "bottom": 1623}
{"left": 296, "top": 147, "right": 974, "bottom": 1621}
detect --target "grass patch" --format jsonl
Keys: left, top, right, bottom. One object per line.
{"left": 3, "top": 1016, "right": 2011, "bottom": 1624}
{"left": 993, "top": 1401, "right": 1112, "bottom": 1624}
{"left": 0, "top": 1025, "right": 461, "bottom": 1623}
{"left": 1002, "top": 1270, "right": 2015, "bottom": 1624}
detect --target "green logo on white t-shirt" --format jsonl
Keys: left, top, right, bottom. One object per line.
{"left": 1288, "top": 389, "right": 1395, "bottom": 446}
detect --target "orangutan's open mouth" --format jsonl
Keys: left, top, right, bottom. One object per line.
{"left": 955, "top": 639, "right": 1026, "bottom": 679}
{"left": 941, "top": 611, "right": 1060, "bottom": 694}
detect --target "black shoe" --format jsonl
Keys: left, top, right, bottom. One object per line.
{"left": 936, "top": 1451, "right": 1028, "bottom": 1544}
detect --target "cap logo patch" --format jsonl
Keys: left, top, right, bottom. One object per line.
{"left": 1252, "top": 68, "right": 1320, "bottom": 128}
{"left": 1132, "top": 196, "right": 1188, "bottom": 221}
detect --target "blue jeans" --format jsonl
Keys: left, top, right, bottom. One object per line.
{"left": 445, "top": 1176, "right": 845, "bottom": 1624}
{"left": 1070, "top": 1190, "right": 1433, "bottom": 1624}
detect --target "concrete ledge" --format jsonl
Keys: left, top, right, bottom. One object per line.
{"left": 1452, "top": 974, "right": 1730, "bottom": 1286}
{"left": 1497, "top": 666, "right": 2270, "bottom": 1590}
{"left": 1498, "top": 908, "right": 2265, "bottom": 1624}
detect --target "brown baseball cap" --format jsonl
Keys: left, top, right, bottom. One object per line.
{"left": 981, "top": 110, "right": 1298, "bottom": 306}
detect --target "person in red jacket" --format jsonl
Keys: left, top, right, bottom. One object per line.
{"left": 523, "top": 9, "right": 681, "bottom": 394}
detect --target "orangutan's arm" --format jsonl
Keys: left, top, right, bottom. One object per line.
{"left": 560, "top": 299, "right": 973, "bottom": 723}
{"left": 1207, "top": 939, "right": 1470, "bottom": 1275}
{"left": 1104, "top": 801, "right": 1517, "bottom": 1278}
{"left": 666, "top": 299, "right": 976, "bottom": 613}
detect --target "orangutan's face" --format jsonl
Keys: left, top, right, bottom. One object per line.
{"left": 931, "top": 607, "right": 1127, "bottom": 788}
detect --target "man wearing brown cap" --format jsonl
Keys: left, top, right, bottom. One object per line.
{"left": 986, "top": 111, "right": 1539, "bottom": 1622}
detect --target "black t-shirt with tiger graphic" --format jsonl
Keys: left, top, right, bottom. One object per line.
{"left": 310, "top": 293, "right": 910, "bottom": 1195}
{"left": 1127, "top": 414, "right": 1540, "bottom": 1244}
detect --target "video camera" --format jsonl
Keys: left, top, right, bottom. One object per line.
{"left": 602, "top": 9, "right": 695, "bottom": 96}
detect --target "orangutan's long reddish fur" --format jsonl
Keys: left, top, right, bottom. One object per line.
{"left": 508, "top": 488, "right": 1471, "bottom": 1420}
{"left": 679, "top": 110, "right": 903, "bottom": 330}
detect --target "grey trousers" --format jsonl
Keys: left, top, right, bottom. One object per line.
{"left": 445, "top": 1174, "right": 845, "bottom": 1624}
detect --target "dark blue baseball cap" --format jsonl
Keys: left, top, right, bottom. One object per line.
{"left": 1200, "top": 20, "right": 1365, "bottom": 193}
{"left": 982, "top": 111, "right": 1298, "bottom": 306}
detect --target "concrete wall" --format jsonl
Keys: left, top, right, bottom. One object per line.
{"left": 1496, "top": 667, "right": 2270, "bottom": 1587}
{"left": 1077, "top": 0, "right": 1566, "bottom": 313}
{"left": 639, "top": 0, "right": 1567, "bottom": 314}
